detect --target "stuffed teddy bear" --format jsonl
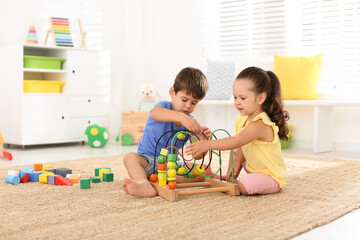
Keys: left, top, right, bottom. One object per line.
{"left": 136, "top": 83, "right": 160, "bottom": 111}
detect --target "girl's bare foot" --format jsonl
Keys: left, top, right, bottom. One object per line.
{"left": 122, "top": 178, "right": 157, "bottom": 197}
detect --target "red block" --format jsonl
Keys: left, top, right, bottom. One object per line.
{"left": 55, "top": 175, "right": 73, "bottom": 186}
{"left": 20, "top": 173, "right": 30, "bottom": 183}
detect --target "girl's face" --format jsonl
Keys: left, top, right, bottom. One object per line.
{"left": 233, "top": 79, "right": 265, "bottom": 120}
{"left": 169, "top": 88, "right": 199, "bottom": 115}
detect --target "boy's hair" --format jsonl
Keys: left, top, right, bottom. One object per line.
{"left": 236, "top": 66, "right": 290, "bottom": 141}
{"left": 173, "top": 67, "right": 208, "bottom": 100}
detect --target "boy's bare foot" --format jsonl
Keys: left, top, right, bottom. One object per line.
{"left": 122, "top": 178, "right": 157, "bottom": 197}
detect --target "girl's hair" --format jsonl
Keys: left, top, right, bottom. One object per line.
{"left": 236, "top": 66, "right": 290, "bottom": 140}
{"left": 173, "top": 67, "right": 208, "bottom": 100}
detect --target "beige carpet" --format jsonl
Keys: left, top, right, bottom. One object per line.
{"left": 1, "top": 154, "right": 360, "bottom": 240}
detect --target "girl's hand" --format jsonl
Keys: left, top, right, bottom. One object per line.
{"left": 185, "top": 141, "right": 210, "bottom": 156}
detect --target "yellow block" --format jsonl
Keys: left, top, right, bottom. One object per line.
{"left": 43, "top": 165, "right": 54, "bottom": 173}
{"left": 39, "top": 174, "right": 47, "bottom": 183}
{"left": 99, "top": 168, "right": 110, "bottom": 179}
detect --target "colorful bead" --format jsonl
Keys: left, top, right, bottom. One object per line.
{"left": 150, "top": 174, "right": 158, "bottom": 183}
{"left": 177, "top": 133, "right": 185, "bottom": 140}
{"left": 168, "top": 181, "right": 177, "bottom": 190}
{"left": 177, "top": 167, "right": 186, "bottom": 175}
{"left": 175, "top": 164, "right": 182, "bottom": 171}
{"left": 160, "top": 148, "right": 168, "bottom": 157}
{"left": 158, "top": 172, "right": 167, "bottom": 180}
{"left": 167, "top": 177, "right": 176, "bottom": 181}
{"left": 159, "top": 179, "right": 166, "bottom": 186}
{"left": 158, "top": 163, "right": 167, "bottom": 171}
{"left": 167, "top": 161, "right": 176, "bottom": 169}
{"left": 167, "top": 169, "right": 176, "bottom": 178}
{"left": 157, "top": 155, "right": 166, "bottom": 164}
{"left": 167, "top": 154, "right": 177, "bottom": 162}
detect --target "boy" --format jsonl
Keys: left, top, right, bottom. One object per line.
{"left": 122, "top": 67, "right": 210, "bottom": 197}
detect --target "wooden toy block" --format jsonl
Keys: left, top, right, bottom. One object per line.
{"left": 80, "top": 178, "right": 91, "bottom": 189}
{"left": 29, "top": 172, "right": 42, "bottom": 182}
{"left": 8, "top": 170, "right": 20, "bottom": 177}
{"left": 103, "top": 172, "right": 114, "bottom": 182}
{"left": 66, "top": 174, "right": 80, "bottom": 179}
{"left": 5, "top": 175, "right": 20, "bottom": 185}
{"left": 55, "top": 175, "right": 73, "bottom": 186}
{"left": 54, "top": 168, "right": 72, "bottom": 177}
{"left": 19, "top": 167, "right": 34, "bottom": 178}
{"left": 48, "top": 175, "right": 56, "bottom": 185}
{"left": 45, "top": 168, "right": 55, "bottom": 174}
{"left": 160, "top": 148, "right": 168, "bottom": 157}
{"left": 90, "top": 176, "right": 101, "bottom": 183}
{"left": 99, "top": 169, "right": 110, "bottom": 179}
{"left": 39, "top": 174, "right": 48, "bottom": 184}
{"left": 43, "top": 165, "right": 54, "bottom": 173}
{"left": 33, "top": 163, "right": 43, "bottom": 171}
{"left": 95, "top": 167, "right": 111, "bottom": 177}
{"left": 69, "top": 175, "right": 79, "bottom": 183}
{"left": 20, "top": 173, "right": 30, "bottom": 183}
{"left": 39, "top": 172, "right": 55, "bottom": 184}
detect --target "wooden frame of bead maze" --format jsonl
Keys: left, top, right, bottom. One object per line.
{"left": 150, "top": 130, "right": 240, "bottom": 202}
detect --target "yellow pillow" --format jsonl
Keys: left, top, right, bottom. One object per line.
{"left": 274, "top": 54, "right": 323, "bottom": 100}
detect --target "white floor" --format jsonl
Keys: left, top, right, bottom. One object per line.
{"left": 1, "top": 141, "right": 360, "bottom": 239}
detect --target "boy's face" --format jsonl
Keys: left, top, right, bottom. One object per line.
{"left": 169, "top": 88, "right": 200, "bottom": 115}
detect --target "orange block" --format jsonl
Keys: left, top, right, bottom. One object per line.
{"left": 69, "top": 174, "right": 79, "bottom": 183}
{"left": 33, "top": 163, "right": 43, "bottom": 171}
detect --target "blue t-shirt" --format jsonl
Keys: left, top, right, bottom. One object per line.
{"left": 137, "top": 101, "right": 193, "bottom": 158}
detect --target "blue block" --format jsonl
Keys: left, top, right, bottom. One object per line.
{"left": 5, "top": 175, "right": 20, "bottom": 185}
{"left": 29, "top": 172, "right": 41, "bottom": 182}
{"left": 20, "top": 167, "right": 34, "bottom": 178}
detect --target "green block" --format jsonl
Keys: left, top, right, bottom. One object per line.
{"left": 80, "top": 178, "right": 91, "bottom": 189}
{"left": 103, "top": 172, "right": 114, "bottom": 182}
{"left": 95, "top": 167, "right": 111, "bottom": 177}
{"left": 90, "top": 176, "right": 101, "bottom": 183}
{"left": 167, "top": 154, "right": 177, "bottom": 162}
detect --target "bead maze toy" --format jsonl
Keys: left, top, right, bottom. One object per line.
{"left": 149, "top": 130, "right": 240, "bottom": 202}
{"left": 0, "top": 131, "right": 12, "bottom": 160}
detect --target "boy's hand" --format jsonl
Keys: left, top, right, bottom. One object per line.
{"left": 185, "top": 141, "right": 210, "bottom": 156}
{"left": 181, "top": 115, "right": 202, "bottom": 133}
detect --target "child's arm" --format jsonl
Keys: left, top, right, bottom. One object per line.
{"left": 185, "top": 120, "right": 266, "bottom": 156}
{"left": 151, "top": 106, "right": 202, "bottom": 133}
{"left": 190, "top": 126, "right": 212, "bottom": 160}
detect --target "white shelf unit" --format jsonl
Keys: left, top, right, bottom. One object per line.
{"left": 0, "top": 44, "right": 110, "bottom": 147}
{"left": 199, "top": 99, "right": 360, "bottom": 153}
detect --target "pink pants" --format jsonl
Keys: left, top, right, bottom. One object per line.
{"left": 239, "top": 162, "right": 281, "bottom": 195}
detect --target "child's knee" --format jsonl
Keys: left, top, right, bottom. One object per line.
{"left": 123, "top": 152, "right": 137, "bottom": 166}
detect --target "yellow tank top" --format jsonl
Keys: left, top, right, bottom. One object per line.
{"left": 235, "top": 112, "right": 287, "bottom": 188}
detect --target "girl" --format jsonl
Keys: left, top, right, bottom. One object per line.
{"left": 185, "top": 66, "right": 290, "bottom": 195}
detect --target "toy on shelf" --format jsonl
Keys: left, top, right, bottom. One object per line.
{"left": 149, "top": 129, "right": 239, "bottom": 202}
{"left": 26, "top": 26, "right": 38, "bottom": 44}
{"left": 117, "top": 110, "right": 150, "bottom": 146}
{"left": 44, "top": 17, "right": 87, "bottom": 48}
{"left": 45, "top": 17, "right": 73, "bottom": 47}
{"left": 0, "top": 131, "right": 12, "bottom": 160}
{"left": 84, "top": 124, "right": 109, "bottom": 148}
{"left": 136, "top": 83, "right": 160, "bottom": 111}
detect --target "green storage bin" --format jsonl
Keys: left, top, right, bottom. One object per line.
{"left": 23, "top": 55, "right": 66, "bottom": 70}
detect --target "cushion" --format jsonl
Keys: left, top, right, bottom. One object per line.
{"left": 274, "top": 54, "right": 323, "bottom": 100}
{"left": 205, "top": 58, "right": 235, "bottom": 100}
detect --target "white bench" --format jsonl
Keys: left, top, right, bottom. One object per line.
{"left": 200, "top": 100, "right": 360, "bottom": 153}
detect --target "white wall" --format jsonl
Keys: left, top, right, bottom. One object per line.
{"left": 1, "top": 0, "right": 359, "bottom": 153}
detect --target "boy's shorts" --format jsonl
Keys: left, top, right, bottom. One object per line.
{"left": 239, "top": 162, "right": 281, "bottom": 195}
{"left": 140, "top": 154, "right": 184, "bottom": 180}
